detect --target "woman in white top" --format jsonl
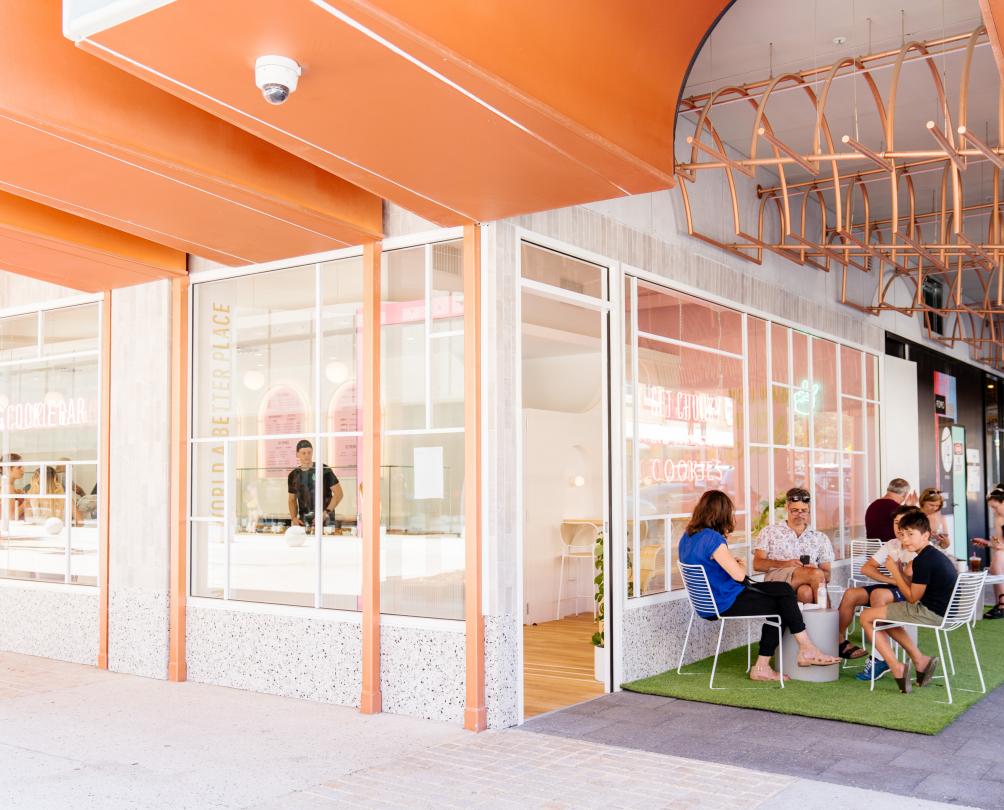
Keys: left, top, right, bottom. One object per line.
{"left": 974, "top": 487, "right": 1004, "bottom": 619}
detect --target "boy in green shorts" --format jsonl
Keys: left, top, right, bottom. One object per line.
{"left": 860, "top": 510, "right": 957, "bottom": 693}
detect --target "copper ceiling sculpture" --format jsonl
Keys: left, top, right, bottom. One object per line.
{"left": 678, "top": 26, "right": 1004, "bottom": 368}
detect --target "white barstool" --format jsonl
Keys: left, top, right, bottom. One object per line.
{"left": 557, "top": 521, "right": 599, "bottom": 620}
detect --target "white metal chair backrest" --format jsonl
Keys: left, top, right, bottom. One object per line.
{"left": 679, "top": 562, "right": 722, "bottom": 619}
{"left": 850, "top": 539, "right": 883, "bottom": 583}
{"left": 941, "top": 571, "right": 988, "bottom": 629}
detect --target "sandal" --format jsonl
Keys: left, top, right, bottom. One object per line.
{"left": 916, "top": 656, "right": 939, "bottom": 688}
{"left": 838, "top": 640, "right": 867, "bottom": 660}
{"left": 984, "top": 600, "right": 1004, "bottom": 620}
{"left": 749, "top": 667, "right": 789, "bottom": 682}
{"left": 797, "top": 652, "right": 841, "bottom": 667}
{"left": 894, "top": 663, "right": 912, "bottom": 694}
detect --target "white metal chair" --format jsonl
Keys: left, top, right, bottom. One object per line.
{"left": 841, "top": 539, "right": 885, "bottom": 669}
{"left": 556, "top": 521, "right": 599, "bottom": 620}
{"left": 870, "top": 571, "right": 987, "bottom": 703}
{"left": 848, "top": 540, "right": 885, "bottom": 588}
{"left": 677, "top": 562, "right": 784, "bottom": 689}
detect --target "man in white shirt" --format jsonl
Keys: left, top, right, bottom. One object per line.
{"left": 753, "top": 487, "right": 835, "bottom": 604}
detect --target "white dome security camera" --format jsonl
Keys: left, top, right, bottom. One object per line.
{"left": 254, "top": 55, "right": 301, "bottom": 105}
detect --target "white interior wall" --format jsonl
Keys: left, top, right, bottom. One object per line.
{"left": 522, "top": 405, "right": 602, "bottom": 625}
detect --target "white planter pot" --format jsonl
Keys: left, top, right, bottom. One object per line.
{"left": 593, "top": 645, "right": 606, "bottom": 683}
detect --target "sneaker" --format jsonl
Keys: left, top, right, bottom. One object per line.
{"left": 855, "top": 658, "right": 889, "bottom": 681}
{"left": 983, "top": 604, "right": 1004, "bottom": 620}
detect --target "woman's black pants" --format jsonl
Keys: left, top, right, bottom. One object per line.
{"left": 720, "top": 582, "right": 806, "bottom": 658}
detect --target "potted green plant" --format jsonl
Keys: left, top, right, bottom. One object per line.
{"left": 591, "top": 532, "right": 605, "bottom": 682}
{"left": 752, "top": 494, "right": 787, "bottom": 536}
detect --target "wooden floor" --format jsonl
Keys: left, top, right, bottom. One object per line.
{"left": 523, "top": 613, "right": 605, "bottom": 718}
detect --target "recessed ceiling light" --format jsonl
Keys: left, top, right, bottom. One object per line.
{"left": 833, "top": 36, "right": 848, "bottom": 45}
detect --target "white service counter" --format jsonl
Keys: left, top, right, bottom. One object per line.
{"left": 0, "top": 521, "right": 98, "bottom": 583}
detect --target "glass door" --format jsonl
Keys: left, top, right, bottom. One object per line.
{"left": 519, "top": 240, "right": 612, "bottom": 720}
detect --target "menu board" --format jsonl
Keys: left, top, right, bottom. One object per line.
{"left": 263, "top": 387, "right": 304, "bottom": 477}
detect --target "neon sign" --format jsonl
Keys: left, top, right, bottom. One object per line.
{"left": 649, "top": 458, "right": 726, "bottom": 484}
{"left": 635, "top": 384, "right": 735, "bottom": 448}
{"left": 0, "top": 398, "right": 95, "bottom": 431}
{"left": 792, "top": 379, "right": 821, "bottom": 416}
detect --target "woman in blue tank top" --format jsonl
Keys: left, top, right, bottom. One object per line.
{"left": 679, "top": 490, "right": 840, "bottom": 681}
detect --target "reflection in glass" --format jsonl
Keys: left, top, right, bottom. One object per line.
{"left": 0, "top": 314, "right": 38, "bottom": 362}
{"left": 382, "top": 246, "right": 426, "bottom": 431}
{"left": 0, "top": 305, "right": 100, "bottom": 587}
{"left": 192, "top": 265, "right": 315, "bottom": 439}
{"left": 380, "top": 432, "right": 465, "bottom": 620}
{"left": 42, "top": 304, "right": 100, "bottom": 356}
{"left": 521, "top": 242, "right": 604, "bottom": 298}
{"left": 431, "top": 241, "right": 464, "bottom": 333}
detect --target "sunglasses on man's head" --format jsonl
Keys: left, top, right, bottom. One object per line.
{"left": 787, "top": 494, "right": 811, "bottom": 503}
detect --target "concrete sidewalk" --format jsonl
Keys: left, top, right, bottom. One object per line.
{"left": 0, "top": 653, "right": 974, "bottom": 809}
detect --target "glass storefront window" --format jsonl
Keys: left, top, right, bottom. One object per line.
{"left": 191, "top": 257, "right": 363, "bottom": 610}
{"left": 381, "top": 240, "right": 466, "bottom": 620}
{"left": 624, "top": 278, "right": 881, "bottom": 598}
{"left": 190, "top": 240, "right": 466, "bottom": 620}
{"left": 0, "top": 303, "right": 101, "bottom": 585}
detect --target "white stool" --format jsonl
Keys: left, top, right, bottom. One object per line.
{"left": 557, "top": 521, "right": 599, "bottom": 620}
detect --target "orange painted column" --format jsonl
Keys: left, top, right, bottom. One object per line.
{"left": 360, "top": 241, "right": 383, "bottom": 714}
{"left": 463, "top": 224, "right": 486, "bottom": 731}
{"left": 97, "top": 291, "right": 112, "bottom": 669}
{"left": 168, "top": 277, "right": 190, "bottom": 682}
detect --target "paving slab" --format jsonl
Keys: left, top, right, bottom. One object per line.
{"left": 0, "top": 651, "right": 978, "bottom": 810}
{"left": 523, "top": 682, "right": 1004, "bottom": 809}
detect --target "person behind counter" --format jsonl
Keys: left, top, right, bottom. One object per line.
{"left": 288, "top": 439, "right": 343, "bottom": 528}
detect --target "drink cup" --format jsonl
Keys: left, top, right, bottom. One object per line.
{"left": 969, "top": 555, "right": 983, "bottom": 573}
{"left": 799, "top": 554, "right": 810, "bottom": 566}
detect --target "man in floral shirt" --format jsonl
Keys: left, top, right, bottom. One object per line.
{"left": 753, "top": 487, "right": 834, "bottom": 603}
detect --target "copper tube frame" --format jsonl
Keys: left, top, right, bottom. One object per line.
{"left": 677, "top": 24, "right": 1004, "bottom": 368}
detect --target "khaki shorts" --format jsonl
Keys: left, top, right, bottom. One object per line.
{"left": 764, "top": 567, "right": 797, "bottom": 584}
{"left": 883, "top": 600, "right": 943, "bottom": 626}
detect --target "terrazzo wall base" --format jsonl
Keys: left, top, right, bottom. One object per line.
{"left": 484, "top": 614, "right": 519, "bottom": 729}
{"left": 622, "top": 597, "right": 755, "bottom": 683}
{"left": 108, "top": 587, "right": 168, "bottom": 679}
{"left": 186, "top": 605, "right": 361, "bottom": 706}
{"left": 0, "top": 583, "right": 98, "bottom": 665}
{"left": 380, "top": 624, "right": 465, "bottom": 723}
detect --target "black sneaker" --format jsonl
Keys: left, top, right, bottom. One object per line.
{"left": 983, "top": 604, "right": 1004, "bottom": 620}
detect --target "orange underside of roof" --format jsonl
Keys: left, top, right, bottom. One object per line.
{"left": 1, "top": 1, "right": 732, "bottom": 291}
{"left": 0, "top": 3, "right": 383, "bottom": 291}
{"left": 77, "top": 0, "right": 729, "bottom": 225}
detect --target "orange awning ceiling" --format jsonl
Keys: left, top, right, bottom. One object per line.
{"left": 0, "top": 190, "right": 184, "bottom": 292}
{"left": 69, "top": 0, "right": 732, "bottom": 226}
{"left": 0, "top": 2, "right": 383, "bottom": 291}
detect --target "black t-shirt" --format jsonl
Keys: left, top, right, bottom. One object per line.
{"left": 912, "top": 544, "right": 958, "bottom": 617}
{"left": 287, "top": 465, "right": 339, "bottom": 519}
{"left": 865, "top": 497, "right": 899, "bottom": 541}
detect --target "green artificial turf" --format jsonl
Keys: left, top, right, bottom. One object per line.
{"left": 622, "top": 619, "right": 1004, "bottom": 735}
